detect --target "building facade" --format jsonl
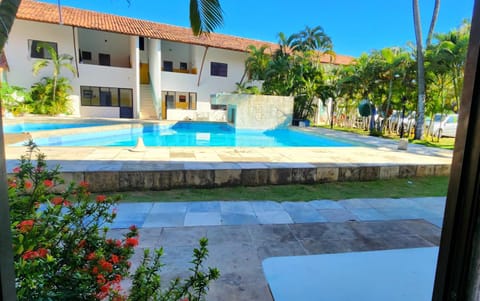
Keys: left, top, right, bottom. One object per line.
{"left": 5, "top": 0, "right": 352, "bottom": 121}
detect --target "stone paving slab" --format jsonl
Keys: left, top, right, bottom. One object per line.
{"left": 108, "top": 219, "right": 442, "bottom": 301}
{"left": 110, "top": 197, "right": 446, "bottom": 229}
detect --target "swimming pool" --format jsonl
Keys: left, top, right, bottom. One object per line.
{"left": 26, "top": 122, "right": 356, "bottom": 147}
{"left": 4, "top": 122, "right": 108, "bottom": 133}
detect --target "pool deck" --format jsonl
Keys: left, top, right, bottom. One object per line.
{"left": 108, "top": 197, "right": 445, "bottom": 301}
{"left": 5, "top": 126, "right": 452, "bottom": 192}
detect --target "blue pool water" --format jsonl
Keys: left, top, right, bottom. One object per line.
{"left": 26, "top": 122, "right": 356, "bottom": 147}
{"left": 4, "top": 122, "right": 106, "bottom": 133}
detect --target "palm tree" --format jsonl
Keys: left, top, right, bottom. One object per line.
{"left": 32, "top": 43, "right": 76, "bottom": 104}
{"left": 412, "top": 0, "right": 440, "bottom": 140}
{"left": 241, "top": 45, "right": 270, "bottom": 84}
{"left": 290, "top": 25, "right": 333, "bottom": 53}
{"left": 189, "top": 0, "right": 223, "bottom": 36}
{"left": 378, "top": 47, "right": 410, "bottom": 130}
{"left": 434, "top": 24, "right": 470, "bottom": 107}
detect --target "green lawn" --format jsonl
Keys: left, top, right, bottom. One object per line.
{"left": 117, "top": 176, "right": 449, "bottom": 203}
{"left": 317, "top": 125, "right": 455, "bottom": 150}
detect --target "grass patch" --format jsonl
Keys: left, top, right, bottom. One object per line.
{"left": 317, "top": 125, "right": 455, "bottom": 150}
{"left": 411, "top": 138, "right": 455, "bottom": 150}
{"left": 117, "top": 176, "right": 449, "bottom": 203}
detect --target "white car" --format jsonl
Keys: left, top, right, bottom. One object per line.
{"left": 432, "top": 114, "right": 458, "bottom": 138}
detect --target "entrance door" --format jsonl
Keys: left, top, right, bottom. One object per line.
{"left": 140, "top": 63, "right": 149, "bottom": 84}
{"left": 163, "top": 94, "right": 174, "bottom": 119}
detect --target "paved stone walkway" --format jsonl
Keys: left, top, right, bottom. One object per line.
{"left": 111, "top": 197, "right": 445, "bottom": 229}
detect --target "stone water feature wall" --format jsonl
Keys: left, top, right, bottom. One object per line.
{"left": 211, "top": 93, "right": 294, "bottom": 129}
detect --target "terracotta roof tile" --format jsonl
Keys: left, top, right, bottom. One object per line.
{"left": 17, "top": 0, "right": 354, "bottom": 65}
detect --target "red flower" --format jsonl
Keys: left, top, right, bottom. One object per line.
{"left": 8, "top": 181, "right": 17, "bottom": 189}
{"left": 22, "top": 250, "right": 39, "bottom": 260}
{"left": 52, "top": 196, "right": 64, "bottom": 206}
{"left": 37, "top": 248, "right": 48, "bottom": 258}
{"left": 114, "top": 274, "right": 122, "bottom": 283}
{"left": 100, "top": 283, "right": 110, "bottom": 292}
{"left": 129, "top": 225, "right": 137, "bottom": 231}
{"left": 13, "top": 166, "right": 21, "bottom": 173}
{"left": 78, "top": 239, "right": 86, "bottom": 248}
{"left": 96, "top": 195, "right": 107, "bottom": 203}
{"left": 96, "top": 274, "right": 106, "bottom": 285}
{"left": 17, "top": 220, "right": 34, "bottom": 233}
{"left": 92, "top": 266, "right": 99, "bottom": 275}
{"left": 99, "top": 259, "right": 113, "bottom": 272}
{"left": 22, "top": 248, "right": 47, "bottom": 260}
{"left": 79, "top": 181, "right": 89, "bottom": 188}
{"left": 125, "top": 237, "right": 139, "bottom": 247}
{"left": 43, "top": 179, "right": 54, "bottom": 187}
{"left": 24, "top": 181, "right": 32, "bottom": 189}
{"left": 110, "top": 254, "right": 120, "bottom": 264}
{"left": 86, "top": 252, "right": 96, "bottom": 261}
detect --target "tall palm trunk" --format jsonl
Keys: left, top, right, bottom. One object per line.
{"left": 426, "top": 0, "right": 441, "bottom": 47}
{"left": 413, "top": 0, "right": 440, "bottom": 140}
{"left": 413, "top": 0, "right": 426, "bottom": 139}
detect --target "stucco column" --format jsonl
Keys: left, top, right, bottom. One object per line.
{"left": 148, "top": 38, "right": 162, "bottom": 118}
{"left": 130, "top": 35, "right": 140, "bottom": 119}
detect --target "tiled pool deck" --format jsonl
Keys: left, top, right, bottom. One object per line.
{"left": 5, "top": 126, "right": 453, "bottom": 192}
{"left": 111, "top": 197, "right": 445, "bottom": 229}
{"left": 108, "top": 197, "right": 445, "bottom": 301}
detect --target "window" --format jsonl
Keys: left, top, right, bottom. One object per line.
{"left": 163, "top": 61, "right": 173, "bottom": 72}
{"left": 211, "top": 104, "right": 227, "bottom": 110}
{"left": 29, "top": 40, "right": 57, "bottom": 59}
{"left": 99, "top": 53, "right": 110, "bottom": 66}
{"left": 180, "top": 62, "right": 188, "bottom": 70}
{"left": 80, "top": 86, "right": 132, "bottom": 108}
{"left": 81, "top": 51, "right": 92, "bottom": 61}
{"left": 139, "top": 37, "right": 145, "bottom": 51}
{"left": 210, "top": 62, "right": 228, "bottom": 77}
{"left": 162, "top": 91, "right": 197, "bottom": 110}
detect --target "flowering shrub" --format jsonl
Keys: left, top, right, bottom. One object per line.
{"left": 9, "top": 141, "right": 219, "bottom": 300}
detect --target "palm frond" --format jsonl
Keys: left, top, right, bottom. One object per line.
{"left": 190, "top": 0, "right": 223, "bottom": 36}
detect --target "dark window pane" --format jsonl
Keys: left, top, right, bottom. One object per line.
{"left": 210, "top": 62, "right": 228, "bottom": 77}
{"left": 163, "top": 61, "right": 173, "bottom": 72}
{"left": 30, "top": 40, "right": 57, "bottom": 59}
{"left": 99, "top": 53, "right": 110, "bottom": 66}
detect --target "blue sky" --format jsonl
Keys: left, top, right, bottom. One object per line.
{"left": 43, "top": 0, "right": 473, "bottom": 57}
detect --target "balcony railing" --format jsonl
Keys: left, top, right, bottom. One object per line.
{"left": 162, "top": 68, "right": 198, "bottom": 75}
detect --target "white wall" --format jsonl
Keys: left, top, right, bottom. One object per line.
{"left": 196, "top": 46, "right": 247, "bottom": 106}
{"left": 161, "top": 40, "right": 193, "bottom": 70}
{"left": 6, "top": 20, "right": 247, "bottom": 121}
{"left": 160, "top": 43, "right": 247, "bottom": 115}
{"left": 5, "top": 20, "right": 77, "bottom": 89}
{"left": 80, "top": 106, "right": 120, "bottom": 118}
{"left": 6, "top": 19, "right": 139, "bottom": 119}
{"left": 77, "top": 28, "right": 130, "bottom": 67}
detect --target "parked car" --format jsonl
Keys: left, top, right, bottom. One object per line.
{"left": 431, "top": 114, "right": 458, "bottom": 138}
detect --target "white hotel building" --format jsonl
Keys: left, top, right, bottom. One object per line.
{"left": 4, "top": 0, "right": 352, "bottom": 121}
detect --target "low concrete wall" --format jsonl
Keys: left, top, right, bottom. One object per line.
{"left": 53, "top": 163, "right": 451, "bottom": 193}
{"left": 211, "top": 93, "right": 294, "bottom": 129}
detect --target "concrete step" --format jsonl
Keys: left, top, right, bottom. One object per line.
{"left": 139, "top": 85, "right": 158, "bottom": 120}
